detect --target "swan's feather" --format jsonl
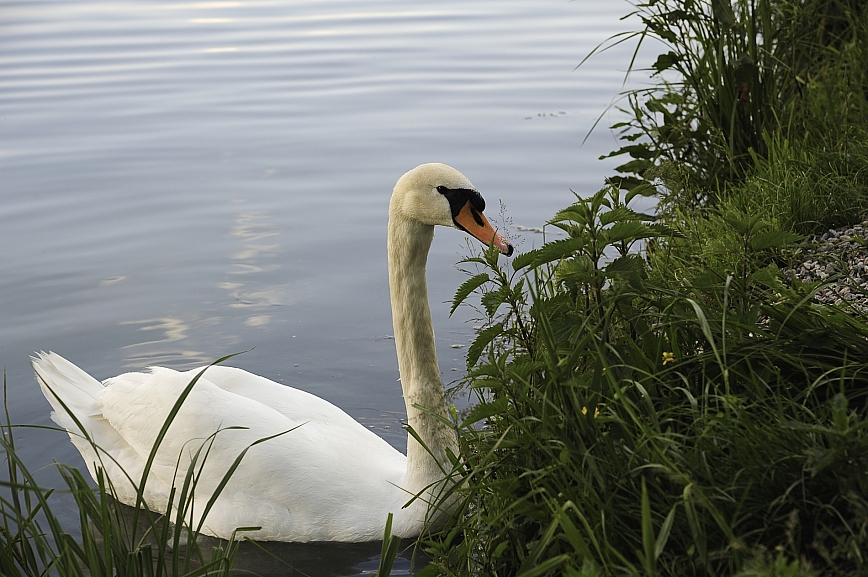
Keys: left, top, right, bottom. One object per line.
{"left": 34, "top": 352, "right": 408, "bottom": 541}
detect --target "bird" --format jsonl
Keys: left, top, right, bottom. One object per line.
{"left": 32, "top": 163, "right": 514, "bottom": 542}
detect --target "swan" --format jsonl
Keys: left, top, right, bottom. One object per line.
{"left": 32, "top": 163, "right": 514, "bottom": 543}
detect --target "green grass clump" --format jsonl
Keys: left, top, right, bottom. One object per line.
{"left": 725, "top": 130, "right": 868, "bottom": 235}
{"left": 423, "top": 183, "right": 868, "bottom": 576}
{"left": 594, "top": 0, "right": 868, "bottom": 197}
{"left": 653, "top": 124, "right": 868, "bottom": 241}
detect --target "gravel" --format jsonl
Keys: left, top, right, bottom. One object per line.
{"left": 783, "top": 219, "right": 868, "bottom": 314}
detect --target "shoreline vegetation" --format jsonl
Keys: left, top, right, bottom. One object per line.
{"left": 3, "top": 0, "right": 867, "bottom": 575}
{"left": 424, "top": 0, "right": 868, "bottom": 575}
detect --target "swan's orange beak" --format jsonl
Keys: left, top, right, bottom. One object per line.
{"left": 454, "top": 201, "right": 514, "bottom": 256}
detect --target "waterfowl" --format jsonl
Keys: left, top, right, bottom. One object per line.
{"left": 33, "top": 163, "right": 513, "bottom": 542}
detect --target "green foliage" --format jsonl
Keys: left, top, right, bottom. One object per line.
{"left": 728, "top": 130, "right": 868, "bottom": 235}
{"left": 375, "top": 514, "right": 403, "bottom": 577}
{"left": 426, "top": 183, "right": 868, "bottom": 576}
{"left": 590, "top": 0, "right": 868, "bottom": 197}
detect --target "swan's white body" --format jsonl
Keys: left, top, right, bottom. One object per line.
{"left": 33, "top": 163, "right": 512, "bottom": 542}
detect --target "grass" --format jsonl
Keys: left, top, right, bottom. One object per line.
{"left": 592, "top": 0, "right": 868, "bottom": 197}
{"left": 413, "top": 1, "right": 868, "bottom": 574}
{"left": 0, "top": 359, "right": 265, "bottom": 577}
{"left": 420, "top": 182, "right": 868, "bottom": 576}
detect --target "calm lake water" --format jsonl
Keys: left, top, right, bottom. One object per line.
{"left": 2, "top": 0, "right": 649, "bottom": 574}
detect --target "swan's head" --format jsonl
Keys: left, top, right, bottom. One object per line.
{"left": 391, "top": 163, "right": 514, "bottom": 256}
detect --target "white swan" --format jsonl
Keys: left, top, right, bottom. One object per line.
{"left": 32, "top": 163, "right": 514, "bottom": 543}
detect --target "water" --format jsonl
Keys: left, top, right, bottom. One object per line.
{"left": 2, "top": 0, "right": 645, "bottom": 574}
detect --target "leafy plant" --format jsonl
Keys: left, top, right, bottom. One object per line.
{"left": 423, "top": 180, "right": 868, "bottom": 576}
{"left": 587, "top": 0, "right": 868, "bottom": 196}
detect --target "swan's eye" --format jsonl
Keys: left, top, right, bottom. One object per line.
{"left": 436, "top": 186, "right": 448, "bottom": 194}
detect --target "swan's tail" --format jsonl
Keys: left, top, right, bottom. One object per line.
{"left": 31, "top": 351, "right": 104, "bottom": 437}
{"left": 31, "top": 353, "right": 170, "bottom": 510}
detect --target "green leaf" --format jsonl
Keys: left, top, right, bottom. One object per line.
{"left": 481, "top": 286, "right": 508, "bottom": 317}
{"left": 624, "top": 182, "right": 659, "bottom": 203}
{"left": 462, "top": 396, "right": 508, "bottom": 425}
{"left": 510, "top": 250, "right": 535, "bottom": 271}
{"left": 749, "top": 230, "right": 802, "bottom": 251}
{"left": 651, "top": 51, "right": 681, "bottom": 73}
{"left": 711, "top": 0, "right": 736, "bottom": 26}
{"left": 512, "top": 237, "right": 586, "bottom": 270}
{"left": 640, "top": 478, "right": 657, "bottom": 577}
{"left": 375, "top": 513, "right": 402, "bottom": 577}
{"left": 467, "top": 323, "right": 504, "bottom": 368}
{"left": 723, "top": 212, "right": 763, "bottom": 235}
{"left": 649, "top": 222, "right": 682, "bottom": 238}
{"left": 602, "top": 221, "right": 655, "bottom": 244}
{"left": 555, "top": 256, "right": 595, "bottom": 285}
{"left": 831, "top": 393, "right": 849, "bottom": 433}
{"left": 451, "top": 273, "right": 490, "bottom": 315}
{"left": 607, "top": 175, "right": 644, "bottom": 191}
{"left": 552, "top": 205, "right": 591, "bottom": 225}
{"left": 655, "top": 504, "right": 678, "bottom": 559}
{"left": 483, "top": 242, "right": 502, "bottom": 268}
{"left": 457, "top": 256, "right": 489, "bottom": 266}
{"left": 599, "top": 206, "right": 656, "bottom": 227}
{"left": 610, "top": 144, "right": 657, "bottom": 160}
{"left": 615, "top": 159, "right": 654, "bottom": 174}
{"left": 604, "top": 254, "right": 647, "bottom": 287}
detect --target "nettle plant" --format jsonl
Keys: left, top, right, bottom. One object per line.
{"left": 440, "top": 184, "right": 868, "bottom": 576}
{"left": 452, "top": 183, "right": 675, "bottom": 376}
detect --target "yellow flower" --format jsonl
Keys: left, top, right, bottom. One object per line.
{"left": 662, "top": 351, "right": 676, "bottom": 365}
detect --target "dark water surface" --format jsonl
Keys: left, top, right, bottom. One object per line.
{"left": 2, "top": 0, "right": 644, "bottom": 574}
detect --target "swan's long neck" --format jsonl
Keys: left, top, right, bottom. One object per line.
{"left": 387, "top": 213, "right": 458, "bottom": 497}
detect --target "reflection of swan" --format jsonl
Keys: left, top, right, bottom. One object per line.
{"left": 32, "top": 163, "right": 513, "bottom": 542}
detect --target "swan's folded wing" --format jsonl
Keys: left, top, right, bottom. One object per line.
{"left": 185, "top": 365, "right": 361, "bottom": 426}
{"left": 185, "top": 365, "right": 401, "bottom": 458}
{"left": 100, "top": 367, "right": 305, "bottom": 499}
{"left": 99, "top": 365, "right": 408, "bottom": 541}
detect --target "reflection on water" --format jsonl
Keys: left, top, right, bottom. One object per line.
{"left": 100, "top": 275, "right": 130, "bottom": 286}
{"left": 227, "top": 212, "right": 282, "bottom": 275}
{"left": 223, "top": 539, "right": 425, "bottom": 577}
{"left": 224, "top": 210, "right": 293, "bottom": 331}
{"left": 120, "top": 317, "right": 214, "bottom": 367}
{"left": 122, "top": 317, "right": 192, "bottom": 346}
{"left": 245, "top": 314, "right": 272, "bottom": 327}
{"left": 226, "top": 286, "right": 292, "bottom": 309}
{"left": 198, "top": 538, "right": 426, "bottom": 576}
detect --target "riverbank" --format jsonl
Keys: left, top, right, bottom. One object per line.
{"left": 424, "top": 0, "right": 868, "bottom": 575}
